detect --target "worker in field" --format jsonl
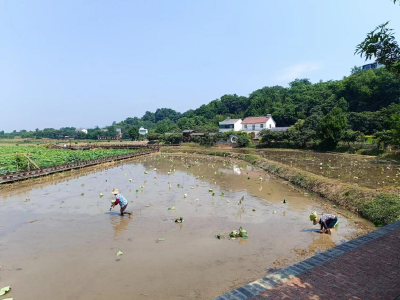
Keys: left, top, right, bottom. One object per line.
{"left": 110, "top": 188, "right": 131, "bottom": 216}
{"left": 309, "top": 211, "right": 338, "bottom": 234}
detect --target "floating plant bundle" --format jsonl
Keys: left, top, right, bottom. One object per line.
{"left": 174, "top": 217, "right": 184, "bottom": 223}
{"left": 0, "top": 286, "right": 11, "bottom": 296}
{"left": 229, "top": 227, "right": 248, "bottom": 239}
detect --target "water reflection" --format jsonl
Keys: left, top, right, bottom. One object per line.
{"left": 308, "top": 232, "right": 336, "bottom": 253}
{"left": 110, "top": 214, "right": 132, "bottom": 239}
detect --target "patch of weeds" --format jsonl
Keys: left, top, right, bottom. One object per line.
{"left": 361, "top": 194, "right": 400, "bottom": 226}
{"left": 380, "top": 152, "right": 400, "bottom": 161}
{"left": 357, "top": 149, "right": 384, "bottom": 156}
{"left": 290, "top": 173, "right": 308, "bottom": 187}
{"left": 208, "top": 151, "right": 232, "bottom": 157}
{"left": 243, "top": 154, "right": 258, "bottom": 164}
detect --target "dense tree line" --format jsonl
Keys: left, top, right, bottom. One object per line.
{"left": 1, "top": 68, "right": 400, "bottom": 149}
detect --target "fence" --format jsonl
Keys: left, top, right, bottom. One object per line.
{"left": 0, "top": 150, "right": 156, "bottom": 184}
{"left": 51, "top": 144, "right": 159, "bottom": 151}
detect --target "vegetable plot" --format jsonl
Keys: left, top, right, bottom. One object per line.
{"left": 0, "top": 146, "right": 139, "bottom": 175}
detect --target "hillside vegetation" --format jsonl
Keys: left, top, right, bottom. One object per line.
{"left": 1, "top": 68, "right": 400, "bottom": 149}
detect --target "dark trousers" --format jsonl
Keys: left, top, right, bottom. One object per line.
{"left": 120, "top": 204, "right": 128, "bottom": 215}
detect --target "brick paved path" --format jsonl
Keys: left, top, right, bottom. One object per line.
{"left": 215, "top": 221, "right": 400, "bottom": 300}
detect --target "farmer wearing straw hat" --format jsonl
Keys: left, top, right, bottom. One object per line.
{"left": 309, "top": 211, "right": 338, "bottom": 234}
{"left": 110, "top": 188, "right": 130, "bottom": 216}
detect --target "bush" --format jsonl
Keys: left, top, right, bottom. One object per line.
{"left": 243, "top": 154, "right": 258, "bottom": 164}
{"left": 357, "top": 149, "right": 384, "bottom": 156}
{"left": 361, "top": 194, "right": 400, "bottom": 226}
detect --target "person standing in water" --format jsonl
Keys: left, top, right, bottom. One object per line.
{"left": 310, "top": 211, "right": 338, "bottom": 234}
{"left": 110, "top": 188, "right": 130, "bottom": 216}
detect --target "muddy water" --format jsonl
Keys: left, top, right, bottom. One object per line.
{"left": 257, "top": 149, "right": 400, "bottom": 189}
{"left": 0, "top": 154, "right": 373, "bottom": 300}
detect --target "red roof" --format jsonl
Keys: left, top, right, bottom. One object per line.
{"left": 242, "top": 116, "right": 270, "bottom": 124}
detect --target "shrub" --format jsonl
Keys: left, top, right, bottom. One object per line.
{"left": 357, "top": 149, "right": 384, "bottom": 156}
{"left": 243, "top": 154, "right": 258, "bottom": 164}
{"left": 361, "top": 194, "right": 400, "bottom": 226}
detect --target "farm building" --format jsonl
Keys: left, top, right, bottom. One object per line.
{"left": 241, "top": 114, "right": 276, "bottom": 135}
{"left": 139, "top": 127, "right": 148, "bottom": 135}
{"left": 218, "top": 117, "right": 242, "bottom": 133}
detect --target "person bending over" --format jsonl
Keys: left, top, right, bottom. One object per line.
{"left": 310, "top": 211, "right": 338, "bottom": 234}
{"left": 110, "top": 188, "right": 130, "bottom": 216}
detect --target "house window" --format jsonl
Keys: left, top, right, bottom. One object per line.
{"left": 269, "top": 124, "right": 271, "bottom": 128}
{"left": 244, "top": 125, "right": 247, "bottom": 129}
{"left": 252, "top": 125, "right": 255, "bottom": 130}
{"left": 260, "top": 124, "right": 264, "bottom": 129}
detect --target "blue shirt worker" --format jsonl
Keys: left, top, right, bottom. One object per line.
{"left": 310, "top": 211, "right": 338, "bottom": 234}
{"left": 110, "top": 188, "right": 130, "bottom": 216}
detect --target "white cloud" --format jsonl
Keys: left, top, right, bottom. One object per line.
{"left": 277, "top": 62, "right": 323, "bottom": 82}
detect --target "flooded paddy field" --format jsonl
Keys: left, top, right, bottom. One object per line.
{"left": 257, "top": 149, "right": 400, "bottom": 190}
{"left": 0, "top": 154, "right": 373, "bottom": 300}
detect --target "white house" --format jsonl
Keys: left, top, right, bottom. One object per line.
{"left": 241, "top": 115, "right": 276, "bottom": 135}
{"left": 218, "top": 117, "right": 242, "bottom": 133}
{"left": 139, "top": 127, "right": 148, "bottom": 135}
{"left": 76, "top": 128, "right": 88, "bottom": 134}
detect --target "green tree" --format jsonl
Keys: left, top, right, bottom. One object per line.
{"left": 342, "top": 130, "right": 359, "bottom": 147}
{"left": 374, "top": 130, "right": 394, "bottom": 149}
{"left": 391, "top": 113, "right": 400, "bottom": 144}
{"left": 153, "top": 118, "right": 180, "bottom": 134}
{"left": 317, "top": 107, "right": 348, "bottom": 150}
{"left": 259, "top": 130, "right": 282, "bottom": 147}
{"left": 165, "top": 134, "right": 182, "bottom": 144}
{"left": 235, "top": 132, "right": 251, "bottom": 147}
{"left": 355, "top": 0, "right": 400, "bottom": 76}
{"left": 128, "top": 126, "right": 139, "bottom": 141}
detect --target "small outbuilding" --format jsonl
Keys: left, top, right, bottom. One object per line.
{"left": 219, "top": 117, "right": 242, "bottom": 133}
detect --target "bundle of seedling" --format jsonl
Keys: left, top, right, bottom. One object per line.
{"left": 216, "top": 226, "right": 248, "bottom": 240}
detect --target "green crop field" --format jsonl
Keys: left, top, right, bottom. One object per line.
{"left": 0, "top": 146, "right": 138, "bottom": 175}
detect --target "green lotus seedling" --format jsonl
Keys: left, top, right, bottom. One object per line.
{"left": 0, "top": 286, "right": 11, "bottom": 296}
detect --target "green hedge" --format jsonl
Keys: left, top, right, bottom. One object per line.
{"left": 361, "top": 194, "right": 400, "bottom": 226}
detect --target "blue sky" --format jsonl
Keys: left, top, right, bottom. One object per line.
{"left": 0, "top": 0, "right": 399, "bottom": 132}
